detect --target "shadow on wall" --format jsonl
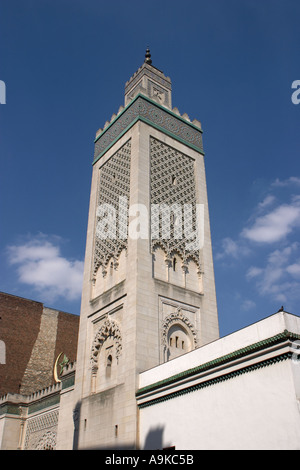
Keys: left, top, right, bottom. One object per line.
{"left": 143, "top": 425, "right": 171, "bottom": 450}
{"left": 72, "top": 401, "right": 169, "bottom": 450}
{"left": 72, "top": 401, "right": 81, "bottom": 450}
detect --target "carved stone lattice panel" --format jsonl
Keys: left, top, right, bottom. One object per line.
{"left": 94, "top": 139, "right": 131, "bottom": 276}
{"left": 93, "top": 96, "right": 203, "bottom": 162}
{"left": 35, "top": 431, "right": 57, "bottom": 450}
{"left": 150, "top": 137, "right": 200, "bottom": 269}
{"left": 24, "top": 409, "right": 59, "bottom": 450}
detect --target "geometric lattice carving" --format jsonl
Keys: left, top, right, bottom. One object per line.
{"left": 90, "top": 317, "right": 122, "bottom": 368}
{"left": 24, "top": 409, "right": 59, "bottom": 450}
{"left": 150, "top": 137, "right": 200, "bottom": 270}
{"left": 94, "top": 139, "right": 131, "bottom": 277}
{"left": 35, "top": 431, "right": 57, "bottom": 450}
{"left": 93, "top": 96, "right": 203, "bottom": 163}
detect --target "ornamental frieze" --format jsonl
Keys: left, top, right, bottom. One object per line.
{"left": 93, "top": 95, "right": 203, "bottom": 163}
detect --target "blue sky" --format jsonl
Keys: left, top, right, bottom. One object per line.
{"left": 0, "top": 0, "right": 300, "bottom": 337}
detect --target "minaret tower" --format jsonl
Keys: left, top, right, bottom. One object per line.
{"left": 73, "top": 50, "right": 219, "bottom": 449}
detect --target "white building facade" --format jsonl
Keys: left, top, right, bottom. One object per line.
{"left": 138, "top": 311, "right": 300, "bottom": 450}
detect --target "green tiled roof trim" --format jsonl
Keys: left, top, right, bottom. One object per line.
{"left": 137, "top": 353, "right": 291, "bottom": 409}
{"left": 136, "top": 329, "right": 300, "bottom": 407}
{"left": 93, "top": 94, "right": 204, "bottom": 165}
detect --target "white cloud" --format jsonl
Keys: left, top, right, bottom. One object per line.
{"left": 242, "top": 203, "right": 300, "bottom": 243}
{"left": 216, "top": 237, "right": 239, "bottom": 259}
{"left": 216, "top": 184, "right": 300, "bottom": 263}
{"left": 272, "top": 177, "right": 300, "bottom": 187}
{"left": 241, "top": 299, "right": 256, "bottom": 311}
{"left": 216, "top": 178, "right": 300, "bottom": 310}
{"left": 257, "top": 195, "right": 276, "bottom": 211}
{"left": 246, "top": 244, "right": 300, "bottom": 304}
{"left": 7, "top": 235, "right": 84, "bottom": 303}
{"left": 267, "top": 243, "right": 298, "bottom": 266}
{"left": 246, "top": 266, "right": 263, "bottom": 279}
{"left": 286, "top": 262, "right": 300, "bottom": 277}
{"left": 215, "top": 237, "right": 250, "bottom": 260}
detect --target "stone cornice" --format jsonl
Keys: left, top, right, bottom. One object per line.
{"left": 0, "top": 385, "right": 61, "bottom": 417}
{"left": 93, "top": 94, "right": 204, "bottom": 165}
{"left": 136, "top": 329, "right": 300, "bottom": 408}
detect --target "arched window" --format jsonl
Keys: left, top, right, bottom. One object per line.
{"left": 167, "top": 324, "right": 192, "bottom": 360}
{"left": 106, "top": 354, "right": 113, "bottom": 378}
{"left": 107, "top": 354, "right": 112, "bottom": 367}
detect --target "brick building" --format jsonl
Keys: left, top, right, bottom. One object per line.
{"left": 0, "top": 292, "right": 79, "bottom": 396}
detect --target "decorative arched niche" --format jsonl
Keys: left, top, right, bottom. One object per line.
{"left": 161, "top": 308, "right": 198, "bottom": 362}
{"left": 90, "top": 317, "right": 122, "bottom": 392}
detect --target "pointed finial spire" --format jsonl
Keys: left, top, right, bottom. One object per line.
{"left": 144, "top": 48, "right": 152, "bottom": 65}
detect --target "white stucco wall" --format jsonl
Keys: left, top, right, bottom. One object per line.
{"left": 0, "top": 415, "right": 22, "bottom": 450}
{"left": 139, "top": 312, "right": 300, "bottom": 450}
{"left": 140, "top": 360, "right": 300, "bottom": 450}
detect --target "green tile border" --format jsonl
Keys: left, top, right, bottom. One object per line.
{"left": 93, "top": 94, "right": 204, "bottom": 165}
{"left": 137, "top": 353, "right": 291, "bottom": 409}
{"left": 28, "top": 394, "right": 60, "bottom": 414}
{"left": 137, "top": 329, "right": 299, "bottom": 408}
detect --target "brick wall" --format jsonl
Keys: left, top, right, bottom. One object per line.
{"left": 0, "top": 292, "right": 79, "bottom": 396}
{"left": 0, "top": 292, "right": 43, "bottom": 395}
{"left": 55, "top": 310, "right": 80, "bottom": 365}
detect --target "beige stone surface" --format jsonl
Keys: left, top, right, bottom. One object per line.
{"left": 72, "top": 102, "right": 219, "bottom": 448}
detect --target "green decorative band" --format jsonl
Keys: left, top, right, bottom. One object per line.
{"left": 137, "top": 353, "right": 291, "bottom": 409}
{"left": 93, "top": 94, "right": 204, "bottom": 165}
{"left": 28, "top": 393, "right": 60, "bottom": 414}
{"left": 0, "top": 403, "right": 24, "bottom": 416}
{"left": 62, "top": 374, "right": 75, "bottom": 390}
{"left": 0, "top": 392, "right": 60, "bottom": 416}
{"left": 137, "top": 329, "right": 300, "bottom": 398}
